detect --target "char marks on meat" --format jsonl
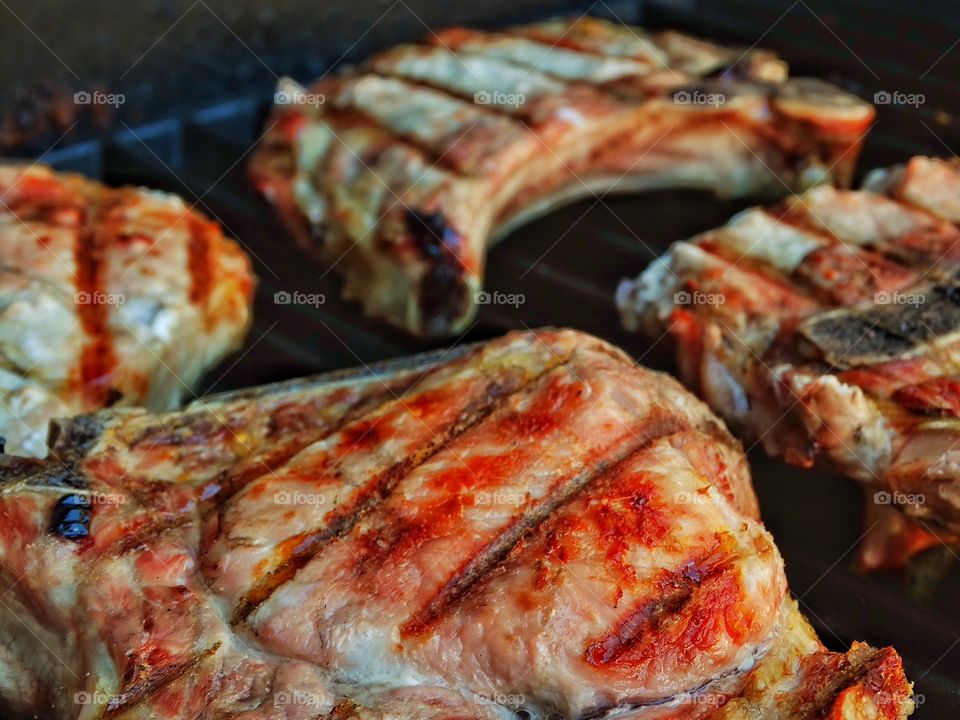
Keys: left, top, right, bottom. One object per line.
{"left": 251, "top": 16, "right": 873, "bottom": 336}
{"left": 0, "top": 164, "right": 254, "bottom": 457}
{"left": 0, "top": 329, "right": 912, "bottom": 718}
{"left": 617, "top": 156, "right": 960, "bottom": 564}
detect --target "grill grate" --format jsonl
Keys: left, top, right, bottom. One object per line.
{"left": 31, "top": 9, "right": 960, "bottom": 715}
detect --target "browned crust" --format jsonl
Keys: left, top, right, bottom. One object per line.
{"left": 794, "top": 643, "right": 914, "bottom": 719}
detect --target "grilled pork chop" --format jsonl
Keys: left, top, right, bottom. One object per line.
{"left": 0, "top": 164, "right": 253, "bottom": 457}
{"left": 0, "top": 329, "right": 912, "bottom": 718}
{"left": 250, "top": 16, "right": 874, "bottom": 337}
{"left": 617, "top": 156, "right": 960, "bottom": 565}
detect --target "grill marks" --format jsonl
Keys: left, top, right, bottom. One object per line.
{"left": 311, "top": 26, "right": 710, "bottom": 180}
{"left": 288, "top": 32, "right": 699, "bottom": 204}
{"left": 401, "top": 409, "right": 704, "bottom": 637}
{"left": 71, "top": 191, "right": 214, "bottom": 408}
{"left": 73, "top": 197, "right": 123, "bottom": 409}
{"left": 793, "top": 245, "right": 917, "bottom": 306}
{"left": 400, "top": 409, "right": 697, "bottom": 638}
{"left": 584, "top": 549, "right": 738, "bottom": 670}
{"left": 620, "top": 157, "right": 960, "bottom": 541}
{"left": 206, "top": 374, "right": 421, "bottom": 505}
{"left": 685, "top": 186, "right": 960, "bottom": 327}
{"left": 392, "top": 423, "right": 783, "bottom": 713}
{"left": 7, "top": 166, "right": 234, "bottom": 414}
{"left": 186, "top": 215, "right": 214, "bottom": 306}
{"left": 259, "top": 14, "right": 877, "bottom": 335}
{"left": 238, "top": 341, "right": 765, "bottom": 704}
{"left": 0, "top": 163, "right": 253, "bottom": 458}
{"left": 230, "top": 393, "right": 504, "bottom": 623}
{"left": 673, "top": 167, "right": 960, "bottom": 373}
{"left": 104, "top": 643, "right": 221, "bottom": 717}
{"left": 224, "top": 338, "right": 576, "bottom": 622}
{"left": 235, "top": 380, "right": 515, "bottom": 587}
{"left": 7, "top": 330, "right": 901, "bottom": 718}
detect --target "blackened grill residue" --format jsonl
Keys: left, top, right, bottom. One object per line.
{"left": 405, "top": 209, "right": 469, "bottom": 332}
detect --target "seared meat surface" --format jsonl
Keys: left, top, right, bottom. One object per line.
{"left": 250, "top": 16, "right": 873, "bottom": 336}
{"left": 0, "top": 164, "right": 253, "bottom": 457}
{"left": 617, "top": 156, "right": 960, "bottom": 563}
{"left": 0, "top": 329, "right": 912, "bottom": 718}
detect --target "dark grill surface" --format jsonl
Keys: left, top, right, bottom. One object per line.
{"left": 20, "top": 0, "right": 960, "bottom": 714}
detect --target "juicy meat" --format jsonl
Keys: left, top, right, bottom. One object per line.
{"left": 250, "top": 16, "right": 874, "bottom": 336}
{"left": 617, "top": 155, "right": 960, "bottom": 554}
{"left": 0, "top": 164, "right": 254, "bottom": 457}
{"left": 0, "top": 329, "right": 912, "bottom": 719}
